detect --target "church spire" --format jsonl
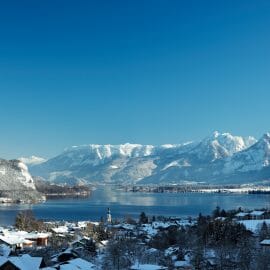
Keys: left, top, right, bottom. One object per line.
{"left": 107, "top": 207, "right": 112, "bottom": 224}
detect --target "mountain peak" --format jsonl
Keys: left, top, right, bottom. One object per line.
{"left": 262, "top": 133, "right": 270, "bottom": 141}
{"left": 19, "top": 156, "right": 47, "bottom": 166}
{"left": 212, "top": 131, "right": 220, "bottom": 138}
{"left": 208, "top": 131, "right": 234, "bottom": 140}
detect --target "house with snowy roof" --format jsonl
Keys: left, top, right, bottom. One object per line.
{"left": 0, "top": 235, "right": 25, "bottom": 251}
{"left": 250, "top": 211, "right": 265, "bottom": 220}
{"left": 0, "top": 231, "right": 50, "bottom": 250}
{"left": 130, "top": 263, "right": 168, "bottom": 270}
{"left": 58, "top": 258, "right": 96, "bottom": 269}
{"left": 235, "top": 212, "right": 250, "bottom": 220}
{"left": 174, "top": 260, "right": 192, "bottom": 269}
{"left": 0, "top": 254, "right": 46, "bottom": 270}
{"left": 260, "top": 239, "right": 270, "bottom": 251}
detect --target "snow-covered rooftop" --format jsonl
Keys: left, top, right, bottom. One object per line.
{"left": 235, "top": 212, "right": 250, "bottom": 217}
{"left": 0, "top": 254, "right": 43, "bottom": 270}
{"left": 60, "top": 258, "right": 95, "bottom": 269}
{"left": 0, "top": 244, "right": 11, "bottom": 257}
{"left": 250, "top": 211, "right": 265, "bottom": 216}
{"left": 130, "top": 263, "right": 168, "bottom": 270}
{"left": 0, "top": 235, "right": 25, "bottom": 245}
{"left": 52, "top": 226, "right": 69, "bottom": 234}
{"left": 174, "top": 260, "right": 191, "bottom": 267}
{"left": 260, "top": 239, "right": 270, "bottom": 245}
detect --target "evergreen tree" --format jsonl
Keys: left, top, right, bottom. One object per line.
{"left": 192, "top": 244, "right": 204, "bottom": 270}
{"left": 212, "top": 206, "right": 221, "bottom": 218}
{"left": 238, "top": 238, "right": 253, "bottom": 270}
{"left": 15, "top": 210, "right": 43, "bottom": 231}
{"left": 220, "top": 209, "right": 227, "bottom": 217}
{"left": 259, "top": 222, "right": 270, "bottom": 241}
{"left": 139, "top": 212, "right": 148, "bottom": 224}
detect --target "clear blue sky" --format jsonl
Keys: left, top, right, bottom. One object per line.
{"left": 0, "top": 0, "right": 270, "bottom": 159}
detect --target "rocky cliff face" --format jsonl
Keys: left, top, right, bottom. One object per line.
{"left": 0, "top": 159, "right": 41, "bottom": 202}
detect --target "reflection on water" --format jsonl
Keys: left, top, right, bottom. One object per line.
{"left": 1, "top": 186, "right": 270, "bottom": 226}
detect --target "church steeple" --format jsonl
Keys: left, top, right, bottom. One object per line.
{"left": 107, "top": 207, "right": 112, "bottom": 224}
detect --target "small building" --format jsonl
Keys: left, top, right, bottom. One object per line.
{"left": 250, "top": 211, "right": 265, "bottom": 220}
{"left": 53, "top": 248, "right": 79, "bottom": 263}
{"left": 59, "top": 258, "right": 96, "bottom": 269}
{"left": 235, "top": 212, "right": 250, "bottom": 220}
{"left": 0, "top": 231, "right": 50, "bottom": 250}
{"left": 260, "top": 239, "right": 270, "bottom": 251}
{"left": 26, "top": 233, "right": 49, "bottom": 247}
{"left": 174, "top": 260, "right": 192, "bottom": 270}
{"left": 51, "top": 226, "right": 69, "bottom": 234}
{"left": 130, "top": 264, "right": 168, "bottom": 270}
{"left": 0, "top": 254, "right": 46, "bottom": 270}
{"left": 0, "top": 236, "right": 24, "bottom": 251}
{"left": 22, "top": 240, "right": 34, "bottom": 249}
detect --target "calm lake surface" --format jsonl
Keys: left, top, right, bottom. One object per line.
{"left": 1, "top": 186, "right": 270, "bottom": 226}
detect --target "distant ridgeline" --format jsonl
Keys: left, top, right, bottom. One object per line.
{"left": 28, "top": 132, "right": 270, "bottom": 185}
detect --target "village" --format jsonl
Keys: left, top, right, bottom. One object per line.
{"left": 0, "top": 207, "right": 269, "bottom": 269}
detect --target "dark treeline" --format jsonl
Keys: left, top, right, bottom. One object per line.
{"left": 124, "top": 184, "right": 242, "bottom": 193}
{"left": 248, "top": 190, "right": 270, "bottom": 194}
{"left": 35, "top": 179, "right": 90, "bottom": 197}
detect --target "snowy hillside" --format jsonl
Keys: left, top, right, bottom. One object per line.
{"left": 223, "top": 133, "right": 270, "bottom": 174}
{"left": 0, "top": 159, "right": 36, "bottom": 190}
{"left": 0, "top": 159, "right": 42, "bottom": 202}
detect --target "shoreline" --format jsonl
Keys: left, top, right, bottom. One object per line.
{"left": 122, "top": 184, "right": 270, "bottom": 194}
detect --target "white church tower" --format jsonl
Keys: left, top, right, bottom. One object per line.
{"left": 107, "top": 208, "right": 112, "bottom": 224}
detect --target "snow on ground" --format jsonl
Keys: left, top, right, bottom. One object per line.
{"left": 19, "top": 156, "right": 47, "bottom": 166}
{"left": 17, "top": 162, "right": 36, "bottom": 189}
{"left": 0, "top": 168, "right": 6, "bottom": 175}
{"left": 162, "top": 161, "right": 180, "bottom": 171}
{"left": 140, "top": 224, "right": 158, "bottom": 237}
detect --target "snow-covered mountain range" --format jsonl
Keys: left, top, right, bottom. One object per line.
{"left": 28, "top": 132, "right": 270, "bottom": 185}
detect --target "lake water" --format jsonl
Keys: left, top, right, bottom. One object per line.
{"left": 1, "top": 186, "right": 270, "bottom": 226}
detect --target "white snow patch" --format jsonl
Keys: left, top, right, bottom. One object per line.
{"left": 17, "top": 162, "right": 35, "bottom": 189}
{"left": 0, "top": 168, "right": 6, "bottom": 175}
{"left": 19, "top": 156, "right": 47, "bottom": 165}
